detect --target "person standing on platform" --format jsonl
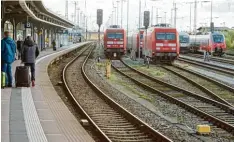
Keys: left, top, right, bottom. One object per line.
{"left": 52, "top": 39, "right": 56, "bottom": 51}
{"left": 17, "top": 37, "right": 23, "bottom": 60}
{"left": 21, "top": 36, "right": 39, "bottom": 87}
{"left": 1, "top": 31, "right": 16, "bottom": 87}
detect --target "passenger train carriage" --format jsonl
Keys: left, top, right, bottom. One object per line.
{"left": 179, "top": 32, "right": 190, "bottom": 53}
{"left": 143, "top": 27, "right": 180, "bottom": 63}
{"left": 103, "top": 27, "right": 126, "bottom": 58}
{"left": 127, "top": 30, "right": 144, "bottom": 58}
{"left": 189, "top": 32, "right": 226, "bottom": 56}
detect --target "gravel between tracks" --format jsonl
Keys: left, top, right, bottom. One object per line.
{"left": 123, "top": 58, "right": 234, "bottom": 106}
{"left": 85, "top": 47, "right": 234, "bottom": 142}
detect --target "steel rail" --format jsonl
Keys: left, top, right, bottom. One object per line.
{"left": 62, "top": 45, "right": 172, "bottom": 141}
{"left": 181, "top": 54, "right": 234, "bottom": 65}
{"left": 162, "top": 66, "right": 234, "bottom": 107}
{"left": 112, "top": 59, "right": 234, "bottom": 134}
{"left": 178, "top": 57, "right": 234, "bottom": 76}
{"left": 172, "top": 64, "right": 234, "bottom": 93}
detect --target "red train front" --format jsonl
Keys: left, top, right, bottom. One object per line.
{"left": 189, "top": 32, "right": 226, "bottom": 56}
{"left": 103, "top": 27, "right": 126, "bottom": 58}
{"left": 143, "top": 27, "right": 180, "bottom": 63}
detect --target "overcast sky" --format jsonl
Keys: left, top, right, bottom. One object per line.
{"left": 42, "top": 0, "right": 234, "bottom": 32}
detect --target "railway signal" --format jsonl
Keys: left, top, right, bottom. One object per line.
{"left": 97, "top": 9, "right": 103, "bottom": 56}
{"left": 97, "top": 9, "right": 103, "bottom": 26}
{"left": 143, "top": 11, "right": 150, "bottom": 29}
{"left": 143, "top": 11, "right": 150, "bottom": 65}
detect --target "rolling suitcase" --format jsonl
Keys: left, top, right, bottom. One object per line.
{"left": 1, "top": 72, "right": 6, "bottom": 88}
{"left": 15, "top": 66, "right": 30, "bottom": 87}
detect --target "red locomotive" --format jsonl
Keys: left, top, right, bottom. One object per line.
{"left": 103, "top": 27, "right": 126, "bottom": 58}
{"left": 189, "top": 32, "right": 226, "bottom": 56}
{"left": 127, "top": 30, "right": 144, "bottom": 58}
{"left": 143, "top": 27, "right": 180, "bottom": 63}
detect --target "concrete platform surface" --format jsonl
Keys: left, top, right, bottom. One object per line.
{"left": 1, "top": 43, "right": 94, "bottom": 142}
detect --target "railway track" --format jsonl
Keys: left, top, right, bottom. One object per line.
{"left": 181, "top": 54, "right": 234, "bottom": 65}
{"left": 162, "top": 65, "right": 234, "bottom": 107}
{"left": 62, "top": 44, "right": 172, "bottom": 142}
{"left": 178, "top": 55, "right": 234, "bottom": 76}
{"left": 112, "top": 60, "right": 234, "bottom": 135}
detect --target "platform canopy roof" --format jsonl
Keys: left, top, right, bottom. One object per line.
{"left": 2, "top": 0, "right": 75, "bottom": 29}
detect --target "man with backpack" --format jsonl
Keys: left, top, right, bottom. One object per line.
{"left": 1, "top": 31, "right": 16, "bottom": 87}
{"left": 21, "top": 36, "right": 39, "bottom": 87}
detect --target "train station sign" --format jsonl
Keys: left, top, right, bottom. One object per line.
{"left": 24, "top": 22, "right": 31, "bottom": 28}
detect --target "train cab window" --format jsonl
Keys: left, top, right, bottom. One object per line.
{"left": 156, "top": 33, "right": 166, "bottom": 40}
{"left": 179, "top": 35, "right": 189, "bottom": 43}
{"left": 107, "top": 33, "right": 116, "bottom": 39}
{"left": 213, "top": 35, "right": 224, "bottom": 43}
{"left": 156, "top": 33, "right": 175, "bottom": 40}
{"left": 107, "top": 33, "right": 123, "bottom": 39}
{"left": 166, "top": 33, "right": 176, "bottom": 40}
{"left": 115, "top": 33, "right": 124, "bottom": 39}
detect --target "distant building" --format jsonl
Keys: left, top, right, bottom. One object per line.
{"left": 152, "top": 23, "right": 172, "bottom": 28}
{"left": 197, "top": 26, "right": 230, "bottom": 32}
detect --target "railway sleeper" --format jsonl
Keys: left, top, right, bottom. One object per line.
{"left": 90, "top": 113, "right": 123, "bottom": 117}
{"left": 104, "top": 132, "right": 146, "bottom": 137}
{"left": 94, "top": 119, "right": 129, "bottom": 124}
{"left": 110, "top": 138, "right": 153, "bottom": 142}
{"left": 104, "top": 130, "right": 142, "bottom": 134}
{"left": 110, "top": 135, "right": 152, "bottom": 142}
{"left": 107, "top": 133, "right": 149, "bottom": 140}
{"left": 101, "top": 127, "right": 138, "bottom": 131}
{"left": 91, "top": 116, "right": 126, "bottom": 120}
{"left": 99, "top": 125, "right": 136, "bottom": 129}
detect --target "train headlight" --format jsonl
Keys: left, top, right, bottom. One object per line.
{"left": 117, "top": 41, "right": 123, "bottom": 44}
{"left": 168, "top": 43, "right": 176, "bottom": 47}
{"left": 156, "top": 43, "right": 163, "bottom": 46}
{"left": 156, "top": 47, "right": 161, "bottom": 50}
{"left": 107, "top": 41, "right": 113, "bottom": 44}
{"left": 120, "top": 45, "right": 124, "bottom": 47}
{"left": 172, "top": 48, "right": 176, "bottom": 50}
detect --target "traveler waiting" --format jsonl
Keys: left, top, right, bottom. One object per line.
{"left": 17, "top": 37, "right": 23, "bottom": 59}
{"left": 21, "top": 36, "right": 39, "bottom": 87}
{"left": 1, "top": 31, "right": 17, "bottom": 87}
{"left": 204, "top": 49, "right": 210, "bottom": 62}
{"left": 52, "top": 39, "right": 56, "bottom": 51}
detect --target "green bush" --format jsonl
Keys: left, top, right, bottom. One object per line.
{"left": 224, "top": 31, "right": 234, "bottom": 50}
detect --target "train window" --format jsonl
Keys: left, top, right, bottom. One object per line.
{"left": 213, "top": 35, "right": 224, "bottom": 43}
{"left": 115, "top": 33, "right": 124, "bottom": 39}
{"left": 179, "top": 35, "right": 189, "bottom": 43}
{"left": 156, "top": 33, "right": 166, "bottom": 40}
{"left": 107, "top": 33, "right": 123, "bottom": 39}
{"left": 156, "top": 33, "right": 175, "bottom": 40}
{"left": 107, "top": 33, "right": 116, "bottom": 38}
{"left": 166, "top": 33, "right": 176, "bottom": 40}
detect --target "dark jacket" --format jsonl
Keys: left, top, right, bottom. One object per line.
{"left": 22, "top": 38, "right": 39, "bottom": 63}
{"left": 17, "top": 40, "right": 23, "bottom": 52}
{"left": 1, "top": 37, "right": 16, "bottom": 64}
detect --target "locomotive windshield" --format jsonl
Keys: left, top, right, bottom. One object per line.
{"left": 212, "top": 35, "right": 224, "bottom": 43}
{"left": 179, "top": 35, "right": 189, "bottom": 43}
{"left": 107, "top": 33, "right": 124, "bottom": 39}
{"left": 156, "top": 33, "right": 176, "bottom": 40}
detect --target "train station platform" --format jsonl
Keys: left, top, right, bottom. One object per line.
{"left": 1, "top": 43, "right": 94, "bottom": 142}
